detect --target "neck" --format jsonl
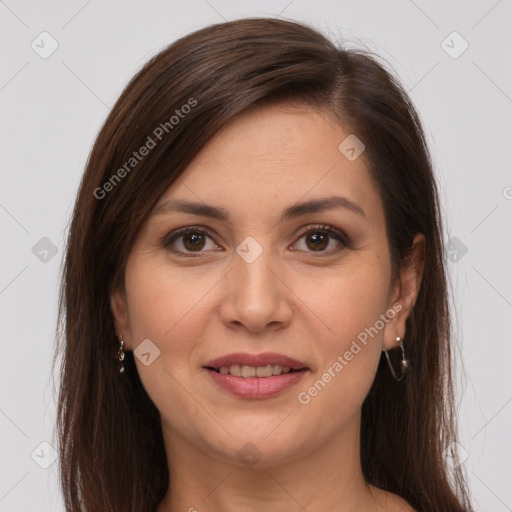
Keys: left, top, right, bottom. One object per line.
{"left": 156, "top": 413, "right": 382, "bottom": 512}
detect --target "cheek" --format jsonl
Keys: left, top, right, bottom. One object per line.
{"left": 122, "top": 256, "right": 217, "bottom": 432}
{"left": 293, "top": 258, "right": 389, "bottom": 406}
{"left": 124, "top": 255, "right": 220, "bottom": 346}
{"left": 298, "top": 256, "right": 390, "bottom": 349}
{"left": 123, "top": 253, "right": 229, "bottom": 421}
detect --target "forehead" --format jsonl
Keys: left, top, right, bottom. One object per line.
{"left": 156, "top": 102, "right": 383, "bottom": 225}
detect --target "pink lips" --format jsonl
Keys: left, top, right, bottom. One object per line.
{"left": 204, "top": 352, "right": 307, "bottom": 370}
{"left": 203, "top": 352, "right": 309, "bottom": 399}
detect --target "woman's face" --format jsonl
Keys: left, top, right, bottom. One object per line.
{"left": 111, "top": 102, "right": 419, "bottom": 467}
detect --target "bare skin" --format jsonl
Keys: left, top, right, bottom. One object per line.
{"left": 111, "top": 102, "right": 423, "bottom": 511}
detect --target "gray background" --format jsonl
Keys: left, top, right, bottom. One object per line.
{"left": 1, "top": 1, "right": 511, "bottom": 510}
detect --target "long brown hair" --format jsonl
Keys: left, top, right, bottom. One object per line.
{"left": 53, "top": 17, "right": 473, "bottom": 511}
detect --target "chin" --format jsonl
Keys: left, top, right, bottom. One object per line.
{"left": 200, "top": 420, "right": 313, "bottom": 469}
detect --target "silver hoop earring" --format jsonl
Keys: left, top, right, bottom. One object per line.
{"left": 117, "top": 336, "right": 126, "bottom": 374}
{"left": 384, "top": 336, "right": 408, "bottom": 381}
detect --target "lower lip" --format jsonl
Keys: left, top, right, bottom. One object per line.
{"left": 205, "top": 368, "right": 308, "bottom": 398}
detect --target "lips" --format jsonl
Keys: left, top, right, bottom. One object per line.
{"left": 204, "top": 352, "right": 307, "bottom": 371}
{"left": 203, "top": 352, "right": 309, "bottom": 398}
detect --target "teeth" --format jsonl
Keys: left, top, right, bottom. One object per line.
{"left": 256, "top": 365, "right": 273, "bottom": 377}
{"left": 241, "top": 365, "right": 255, "bottom": 377}
{"left": 229, "top": 365, "right": 241, "bottom": 377}
{"left": 217, "top": 364, "right": 297, "bottom": 377}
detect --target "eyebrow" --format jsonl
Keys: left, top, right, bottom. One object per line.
{"left": 151, "top": 196, "right": 366, "bottom": 221}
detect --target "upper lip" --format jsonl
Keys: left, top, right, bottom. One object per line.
{"left": 204, "top": 352, "right": 308, "bottom": 370}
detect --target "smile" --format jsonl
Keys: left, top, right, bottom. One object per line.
{"left": 211, "top": 364, "right": 298, "bottom": 377}
{"left": 203, "top": 351, "right": 310, "bottom": 398}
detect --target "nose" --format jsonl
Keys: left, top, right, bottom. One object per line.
{"left": 219, "top": 247, "right": 293, "bottom": 334}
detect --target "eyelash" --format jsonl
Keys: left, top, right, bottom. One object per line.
{"left": 161, "top": 224, "right": 349, "bottom": 257}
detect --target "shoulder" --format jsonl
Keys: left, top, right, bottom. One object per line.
{"left": 369, "top": 484, "right": 417, "bottom": 512}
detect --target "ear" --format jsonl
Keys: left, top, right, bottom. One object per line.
{"left": 383, "top": 233, "right": 425, "bottom": 350}
{"left": 110, "top": 288, "right": 133, "bottom": 351}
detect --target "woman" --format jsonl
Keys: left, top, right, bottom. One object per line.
{"left": 54, "top": 17, "right": 474, "bottom": 511}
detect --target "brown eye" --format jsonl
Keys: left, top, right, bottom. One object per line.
{"left": 162, "top": 227, "right": 219, "bottom": 255}
{"left": 305, "top": 232, "right": 329, "bottom": 251}
{"left": 293, "top": 225, "right": 347, "bottom": 254}
{"left": 182, "top": 232, "right": 206, "bottom": 251}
